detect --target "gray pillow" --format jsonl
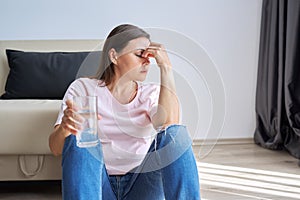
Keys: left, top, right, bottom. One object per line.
{"left": 1, "top": 49, "right": 101, "bottom": 99}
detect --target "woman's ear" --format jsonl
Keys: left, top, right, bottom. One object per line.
{"left": 109, "top": 48, "right": 118, "bottom": 65}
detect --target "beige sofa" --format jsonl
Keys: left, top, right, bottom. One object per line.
{"left": 0, "top": 40, "right": 102, "bottom": 181}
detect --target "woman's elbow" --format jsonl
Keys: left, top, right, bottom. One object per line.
{"left": 152, "top": 113, "right": 179, "bottom": 130}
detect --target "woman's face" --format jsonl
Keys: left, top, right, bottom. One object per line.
{"left": 113, "top": 37, "right": 151, "bottom": 82}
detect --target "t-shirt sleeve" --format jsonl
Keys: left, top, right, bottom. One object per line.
{"left": 54, "top": 86, "right": 72, "bottom": 126}
{"left": 147, "top": 84, "right": 160, "bottom": 121}
{"left": 54, "top": 80, "right": 84, "bottom": 126}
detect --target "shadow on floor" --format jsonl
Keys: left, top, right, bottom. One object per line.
{"left": 0, "top": 180, "right": 62, "bottom": 200}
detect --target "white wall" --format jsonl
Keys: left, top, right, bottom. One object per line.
{"left": 0, "top": 0, "right": 262, "bottom": 139}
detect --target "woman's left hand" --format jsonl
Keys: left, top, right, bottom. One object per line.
{"left": 142, "top": 42, "right": 172, "bottom": 69}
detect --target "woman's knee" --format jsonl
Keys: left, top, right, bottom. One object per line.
{"left": 156, "top": 124, "right": 192, "bottom": 148}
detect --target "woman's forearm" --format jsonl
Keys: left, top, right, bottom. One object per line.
{"left": 143, "top": 42, "right": 180, "bottom": 129}
{"left": 153, "top": 66, "right": 179, "bottom": 128}
{"left": 49, "top": 99, "right": 80, "bottom": 156}
{"left": 49, "top": 125, "right": 69, "bottom": 156}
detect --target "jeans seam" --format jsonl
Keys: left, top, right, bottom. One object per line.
{"left": 117, "top": 176, "right": 121, "bottom": 200}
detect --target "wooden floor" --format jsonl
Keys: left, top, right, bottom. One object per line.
{"left": 195, "top": 141, "right": 300, "bottom": 200}
{"left": 0, "top": 141, "right": 299, "bottom": 200}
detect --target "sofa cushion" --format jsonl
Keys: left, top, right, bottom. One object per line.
{"left": 0, "top": 49, "right": 101, "bottom": 99}
{"left": 0, "top": 99, "right": 61, "bottom": 154}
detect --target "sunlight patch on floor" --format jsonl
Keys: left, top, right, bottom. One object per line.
{"left": 198, "top": 162, "right": 300, "bottom": 199}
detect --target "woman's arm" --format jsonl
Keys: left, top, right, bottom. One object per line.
{"left": 49, "top": 100, "right": 81, "bottom": 156}
{"left": 143, "top": 43, "right": 180, "bottom": 129}
{"left": 49, "top": 125, "right": 70, "bottom": 156}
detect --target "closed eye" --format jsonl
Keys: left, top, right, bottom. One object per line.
{"left": 136, "top": 53, "right": 143, "bottom": 58}
{"left": 135, "top": 49, "right": 145, "bottom": 58}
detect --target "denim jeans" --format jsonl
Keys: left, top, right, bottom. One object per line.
{"left": 61, "top": 125, "right": 200, "bottom": 200}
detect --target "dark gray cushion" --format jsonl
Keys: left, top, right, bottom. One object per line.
{"left": 1, "top": 49, "right": 101, "bottom": 99}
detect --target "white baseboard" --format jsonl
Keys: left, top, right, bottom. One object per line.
{"left": 192, "top": 138, "right": 254, "bottom": 146}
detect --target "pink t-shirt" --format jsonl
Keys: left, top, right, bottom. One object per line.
{"left": 55, "top": 78, "right": 160, "bottom": 175}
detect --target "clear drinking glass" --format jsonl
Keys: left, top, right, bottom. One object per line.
{"left": 73, "top": 96, "right": 99, "bottom": 148}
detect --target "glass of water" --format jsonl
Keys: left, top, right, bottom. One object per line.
{"left": 73, "top": 96, "right": 99, "bottom": 148}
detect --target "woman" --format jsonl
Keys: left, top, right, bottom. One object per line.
{"left": 49, "top": 24, "right": 200, "bottom": 200}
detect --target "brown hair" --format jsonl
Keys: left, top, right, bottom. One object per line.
{"left": 95, "top": 24, "right": 150, "bottom": 86}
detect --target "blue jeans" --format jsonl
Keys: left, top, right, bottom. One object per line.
{"left": 62, "top": 125, "right": 200, "bottom": 200}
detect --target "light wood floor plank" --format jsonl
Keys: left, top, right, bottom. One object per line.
{"left": 196, "top": 143, "right": 300, "bottom": 200}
